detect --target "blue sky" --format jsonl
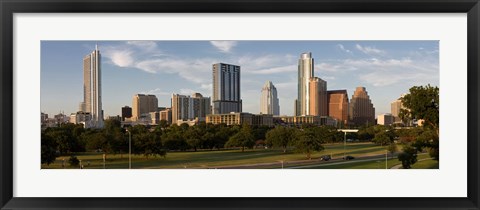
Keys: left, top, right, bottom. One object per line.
{"left": 41, "top": 41, "right": 439, "bottom": 118}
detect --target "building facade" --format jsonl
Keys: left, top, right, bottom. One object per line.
{"left": 212, "top": 63, "right": 242, "bottom": 114}
{"left": 377, "top": 114, "right": 394, "bottom": 126}
{"left": 260, "top": 81, "right": 280, "bottom": 115}
{"left": 349, "top": 87, "right": 375, "bottom": 126}
{"left": 391, "top": 94, "right": 405, "bottom": 124}
{"left": 121, "top": 106, "right": 132, "bottom": 121}
{"left": 296, "top": 52, "right": 314, "bottom": 116}
{"left": 276, "top": 115, "right": 337, "bottom": 127}
{"left": 159, "top": 108, "right": 172, "bottom": 124}
{"left": 171, "top": 93, "right": 211, "bottom": 125}
{"left": 80, "top": 45, "right": 103, "bottom": 128}
{"left": 309, "top": 77, "right": 328, "bottom": 116}
{"left": 327, "top": 90, "right": 349, "bottom": 126}
{"left": 132, "top": 94, "right": 158, "bottom": 121}
{"left": 206, "top": 113, "right": 273, "bottom": 126}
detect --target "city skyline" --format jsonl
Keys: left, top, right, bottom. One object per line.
{"left": 41, "top": 41, "right": 439, "bottom": 117}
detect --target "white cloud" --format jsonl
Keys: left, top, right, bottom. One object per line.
{"left": 126, "top": 41, "right": 158, "bottom": 51}
{"left": 210, "top": 41, "right": 238, "bottom": 53}
{"left": 102, "top": 49, "right": 134, "bottom": 67}
{"left": 249, "top": 65, "right": 296, "bottom": 75}
{"left": 337, "top": 44, "right": 352, "bottom": 54}
{"left": 140, "top": 88, "right": 171, "bottom": 96}
{"left": 355, "top": 44, "right": 386, "bottom": 56}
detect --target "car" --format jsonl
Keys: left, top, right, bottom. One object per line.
{"left": 320, "top": 155, "right": 331, "bottom": 161}
{"left": 343, "top": 155, "right": 355, "bottom": 160}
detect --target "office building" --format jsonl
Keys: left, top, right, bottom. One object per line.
{"left": 260, "top": 81, "right": 280, "bottom": 115}
{"left": 159, "top": 108, "right": 172, "bottom": 124}
{"left": 132, "top": 94, "right": 158, "bottom": 121}
{"left": 121, "top": 106, "right": 132, "bottom": 121}
{"left": 296, "top": 52, "right": 314, "bottom": 116}
{"left": 80, "top": 45, "right": 103, "bottom": 128}
{"left": 275, "top": 115, "right": 337, "bottom": 127}
{"left": 206, "top": 112, "right": 273, "bottom": 126}
{"left": 172, "top": 93, "right": 211, "bottom": 125}
{"left": 391, "top": 94, "right": 406, "bottom": 124}
{"left": 327, "top": 90, "right": 349, "bottom": 126}
{"left": 349, "top": 87, "right": 375, "bottom": 126}
{"left": 309, "top": 77, "right": 328, "bottom": 116}
{"left": 212, "top": 63, "right": 242, "bottom": 114}
{"left": 377, "top": 114, "right": 394, "bottom": 126}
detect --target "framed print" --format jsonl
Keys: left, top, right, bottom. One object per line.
{"left": 1, "top": 0, "right": 479, "bottom": 209}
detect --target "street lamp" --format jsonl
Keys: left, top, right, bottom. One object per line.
{"left": 126, "top": 129, "right": 132, "bottom": 169}
{"left": 337, "top": 129, "right": 359, "bottom": 160}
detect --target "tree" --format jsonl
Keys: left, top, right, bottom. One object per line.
{"left": 372, "top": 132, "right": 392, "bottom": 146}
{"left": 294, "top": 129, "right": 324, "bottom": 160}
{"left": 265, "top": 126, "right": 296, "bottom": 153}
{"left": 184, "top": 127, "right": 203, "bottom": 151}
{"left": 400, "top": 85, "right": 439, "bottom": 131}
{"left": 225, "top": 124, "right": 255, "bottom": 152}
{"left": 398, "top": 145, "right": 418, "bottom": 169}
{"left": 400, "top": 85, "right": 439, "bottom": 160}
{"left": 134, "top": 132, "right": 166, "bottom": 159}
{"left": 387, "top": 143, "right": 398, "bottom": 158}
{"left": 41, "top": 133, "right": 58, "bottom": 165}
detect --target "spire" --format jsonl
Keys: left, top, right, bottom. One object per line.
{"left": 95, "top": 43, "right": 98, "bottom": 51}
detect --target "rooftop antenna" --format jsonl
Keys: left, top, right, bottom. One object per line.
{"left": 95, "top": 43, "right": 98, "bottom": 51}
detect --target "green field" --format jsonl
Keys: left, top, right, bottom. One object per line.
{"left": 41, "top": 142, "right": 438, "bottom": 169}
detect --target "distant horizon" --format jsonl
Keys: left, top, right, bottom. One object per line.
{"left": 41, "top": 40, "right": 439, "bottom": 118}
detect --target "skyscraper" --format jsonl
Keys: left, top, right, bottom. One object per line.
{"left": 327, "top": 90, "right": 349, "bottom": 126}
{"left": 212, "top": 63, "right": 242, "bottom": 114}
{"left": 309, "top": 77, "right": 328, "bottom": 116}
{"left": 391, "top": 94, "right": 405, "bottom": 123}
{"left": 349, "top": 87, "right": 375, "bottom": 126}
{"left": 132, "top": 94, "right": 158, "bottom": 121}
{"left": 296, "top": 52, "right": 314, "bottom": 116}
{"left": 172, "top": 93, "right": 211, "bottom": 124}
{"left": 81, "top": 45, "right": 103, "bottom": 128}
{"left": 260, "top": 81, "right": 280, "bottom": 115}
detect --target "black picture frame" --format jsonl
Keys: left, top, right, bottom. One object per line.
{"left": 1, "top": 0, "right": 479, "bottom": 209}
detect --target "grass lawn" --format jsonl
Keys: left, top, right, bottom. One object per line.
{"left": 42, "top": 142, "right": 413, "bottom": 169}
{"left": 410, "top": 158, "right": 439, "bottom": 169}
{"left": 297, "top": 153, "right": 432, "bottom": 169}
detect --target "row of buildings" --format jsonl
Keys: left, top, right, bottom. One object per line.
{"left": 42, "top": 46, "right": 409, "bottom": 129}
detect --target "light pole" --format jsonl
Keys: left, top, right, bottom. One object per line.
{"left": 337, "top": 129, "right": 358, "bottom": 160}
{"left": 385, "top": 150, "right": 388, "bottom": 169}
{"left": 126, "top": 129, "right": 132, "bottom": 169}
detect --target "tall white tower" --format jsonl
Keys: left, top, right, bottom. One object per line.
{"left": 296, "top": 52, "right": 314, "bottom": 116}
{"left": 260, "top": 81, "right": 280, "bottom": 115}
{"left": 82, "top": 44, "right": 103, "bottom": 128}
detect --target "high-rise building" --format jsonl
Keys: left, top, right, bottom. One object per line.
{"left": 81, "top": 45, "right": 103, "bottom": 128}
{"left": 296, "top": 52, "right": 314, "bottom": 116}
{"left": 172, "top": 93, "right": 211, "bottom": 125}
{"left": 159, "top": 108, "right": 172, "bottom": 124}
{"left": 377, "top": 113, "right": 394, "bottom": 126}
{"left": 260, "top": 81, "right": 280, "bottom": 115}
{"left": 391, "top": 94, "right": 406, "bottom": 124}
{"left": 309, "top": 77, "right": 328, "bottom": 116}
{"left": 132, "top": 94, "right": 158, "bottom": 121}
{"left": 121, "top": 106, "right": 132, "bottom": 121}
{"left": 212, "top": 63, "right": 242, "bottom": 114}
{"left": 327, "top": 90, "right": 349, "bottom": 126}
{"left": 349, "top": 87, "right": 375, "bottom": 126}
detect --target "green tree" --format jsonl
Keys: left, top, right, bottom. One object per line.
{"left": 184, "top": 127, "right": 203, "bottom": 151}
{"left": 400, "top": 85, "right": 439, "bottom": 131}
{"left": 225, "top": 124, "right": 255, "bottom": 152}
{"left": 387, "top": 143, "right": 398, "bottom": 158}
{"left": 400, "top": 85, "right": 439, "bottom": 160}
{"left": 294, "top": 129, "right": 324, "bottom": 160}
{"left": 41, "top": 133, "right": 58, "bottom": 165}
{"left": 372, "top": 132, "right": 392, "bottom": 146}
{"left": 265, "top": 126, "right": 296, "bottom": 153}
{"left": 398, "top": 145, "right": 418, "bottom": 169}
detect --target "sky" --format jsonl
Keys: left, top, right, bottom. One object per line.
{"left": 41, "top": 41, "right": 439, "bottom": 118}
